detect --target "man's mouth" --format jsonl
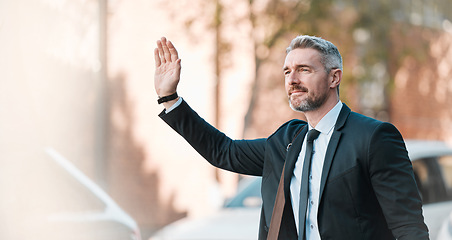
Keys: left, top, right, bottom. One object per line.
{"left": 289, "top": 87, "right": 308, "bottom": 96}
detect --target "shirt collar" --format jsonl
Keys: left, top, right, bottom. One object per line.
{"left": 309, "top": 101, "right": 343, "bottom": 135}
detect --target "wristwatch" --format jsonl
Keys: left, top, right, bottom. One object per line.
{"left": 157, "top": 92, "right": 178, "bottom": 104}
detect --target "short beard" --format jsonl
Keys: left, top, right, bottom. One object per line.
{"left": 289, "top": 91, "right": 328, "bottom": 112}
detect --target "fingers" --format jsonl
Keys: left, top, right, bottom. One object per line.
{"left": 167, "top": 40, "right": 179, "bottom": 62}
{"left": 154, "top": 48, "right": 161, "bottom": 67}
{"left": 155, "top": 37, "right": 179, "bottom": 65}
{"left": 161, "top": 37, "right": 172, "bottom": 63}
{"left": 156, "top": 39, "right": 166, "bottom": 64}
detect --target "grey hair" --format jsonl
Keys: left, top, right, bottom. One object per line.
{"left": 286, "top": 35, "right": 343, "bottom": 73}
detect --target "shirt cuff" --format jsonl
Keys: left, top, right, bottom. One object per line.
{"left": 165, "top": 97, "right": 183, "bottom": 113}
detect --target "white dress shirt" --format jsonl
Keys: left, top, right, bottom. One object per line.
{"left": 164, "top": 97, "right": 183, "bottom": 113}
{"left": 290, "top": 101, "right": 342, "bottom": 240}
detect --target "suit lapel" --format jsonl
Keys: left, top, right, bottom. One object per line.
{"left": 319, "top": 103, "right": 351, "bottom": 201}
{"left": 284, "top": 126, "right": 308, "bottom": 199}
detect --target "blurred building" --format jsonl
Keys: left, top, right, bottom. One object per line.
{"left": 391, "top": 28, "right": 452, "bottom": 143}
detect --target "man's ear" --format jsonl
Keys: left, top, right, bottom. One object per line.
{"left": 329, "top": 69, "right": 342, "bottom": 89}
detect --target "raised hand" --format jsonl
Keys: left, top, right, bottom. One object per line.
{"left": 154, "top": 37, "right": 181, "bottom": 100}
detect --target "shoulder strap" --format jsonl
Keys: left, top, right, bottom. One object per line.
{"left": 267, "top": 164, "right": 286, "bottom": 240}
{"left": 268, "top": 125, "right": 305, "bottom": 239}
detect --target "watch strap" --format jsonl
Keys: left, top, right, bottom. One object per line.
{"left": 158, "top": 92, "right": 178, "bottom": 104}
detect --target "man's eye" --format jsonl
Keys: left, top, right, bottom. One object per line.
{"left": 284, "top": 71, "right": 290, "bottom": 75}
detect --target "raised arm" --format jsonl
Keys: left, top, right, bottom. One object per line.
{"left": 154, "top": 37, "right": 181, "bottom": 109}
{"left": 154, "top": 37, "right": 268, "bottom": 176}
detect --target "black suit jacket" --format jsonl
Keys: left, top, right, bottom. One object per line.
{"left": 159, "top": 100, "right": 429, "bottom": 240}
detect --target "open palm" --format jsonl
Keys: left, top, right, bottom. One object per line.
{"left": 154, "top": 37, "right": 181, "bottom": 97}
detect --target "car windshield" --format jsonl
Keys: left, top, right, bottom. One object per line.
{"left": 224, "top": 177, "right": 262, "bottom": 208}
{"left": 413, "top": 154, "right": 452, "bottom": 204}
{"left": 10, "top": 150, "right": 106, "bottom": 216}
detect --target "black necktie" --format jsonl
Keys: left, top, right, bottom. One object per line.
{"left": 298, "top": 129, "right": 320, "bottom": 240}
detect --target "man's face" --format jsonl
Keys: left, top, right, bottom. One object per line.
{"left": 283, "top": 48, "right": 330, "bottom": 112}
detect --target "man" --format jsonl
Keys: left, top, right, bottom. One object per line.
{"left": 154, "top": 35, "right": 429, "bottom": 239}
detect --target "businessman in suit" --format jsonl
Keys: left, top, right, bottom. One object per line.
{"left": 154, "top": 35, "right": 429, "bottom": 239}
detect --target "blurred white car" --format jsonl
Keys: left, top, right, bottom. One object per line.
{"left": 1, "top": 147, "right": 141, "bottom": 240}
{"left": 436, "top": 211, "right": 452, "bottom": 240}
{"left": 410, "top": 141, "right": 452, "bottom": 240}
{"left": 149, "top": 140, "right": 452, "bottom": 240}
{"left": 148, "top": 177, "right": 261, "bottom": 240}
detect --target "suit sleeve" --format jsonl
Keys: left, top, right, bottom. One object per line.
{"left": 159, "top": 100, "right": 266, "bottom": 176}
{"left": 368, "top": 122, "right": 429, "bottom": 239}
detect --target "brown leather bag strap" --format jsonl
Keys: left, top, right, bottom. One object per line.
{"left": 267, "top": 125, "right": 305, "bottom": 240}
{"left": 267, "top": 164, "right": 286, "bottom": 240}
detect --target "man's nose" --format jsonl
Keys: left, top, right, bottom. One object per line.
{"left": 287, "top": 72, "right": 300, "bottom": 85}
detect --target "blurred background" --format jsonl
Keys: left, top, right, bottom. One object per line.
{"left": 1, "top": 0, "right": 451, "bottom": 239}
